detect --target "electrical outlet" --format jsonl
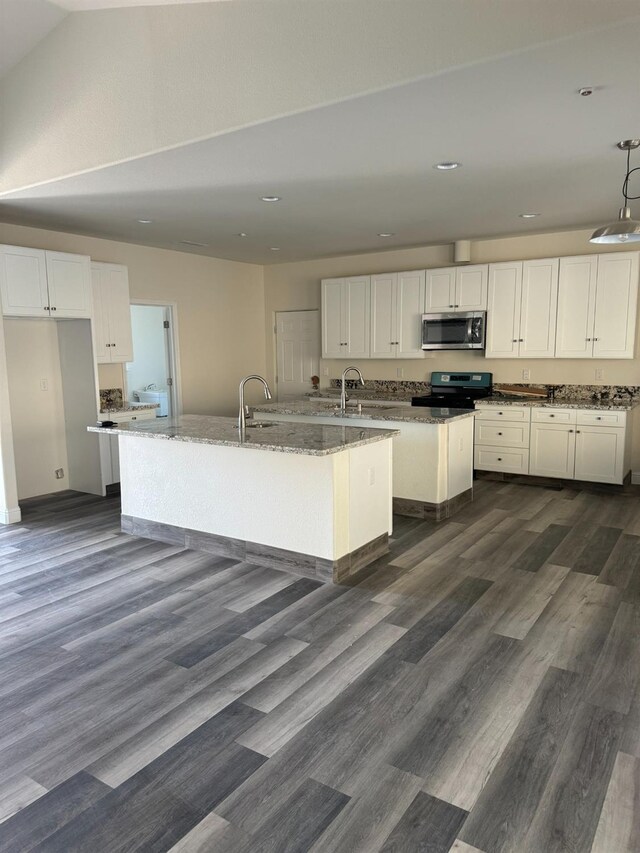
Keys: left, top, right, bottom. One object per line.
{"left": 521, "top": 369, "right": 530, "bottom": 381}
{"left": 323, "top": 367, "right": 329, "bottom": 376}
{"left": 40, "top": 379, "right": 48, "bottom": 391}
{"left": 54, "top": 468, "right": 64, "bottom": 480}
{"left": 396, "top": 367, "right": 404, "bottom": 378}
{"left": 595, "top": 368, "right": 604, "bottom": 381}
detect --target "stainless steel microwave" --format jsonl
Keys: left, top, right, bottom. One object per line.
{"left": 421, "top": 311, "right": 486, "bottom": 350}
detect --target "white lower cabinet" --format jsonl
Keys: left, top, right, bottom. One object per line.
{"left": 476, "top": 404, "right": 630, "bottom": 485}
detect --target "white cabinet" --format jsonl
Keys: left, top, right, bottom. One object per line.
{"left": 91, "top": 263, "right": 133, "bottom": 363}
{"left": 321, "top": 277, "right": 370, "bottom": 358}
{"left": 485, "top": 259, "right": 558, "bottom": 359}
{"left": 556, "top": 252, "right": 638, "bottom": 359}
{"left": 425, "top": 264, "right": 488, "bottom": 311}
{"left": 0, "top": 245, "right": 91, "bottom": 319}
{"left": 529, "top": 422, "right": 576, "bottom": 479}
{"left": 574, "top": 426, "right": 626, "bottom": 485}
{"left": 371, "top": 270, "right": 425, "bottom": 359}
{"left": 474, "top": 405, "right": 531, "bottom": 475}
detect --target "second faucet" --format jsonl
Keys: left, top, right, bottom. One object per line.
{"left": 340, "top": 366, "right": 365, "bottom": 413}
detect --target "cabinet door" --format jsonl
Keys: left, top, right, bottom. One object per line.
{"left": 45, "top": 251, "right": 92, "bottom": 318}
{"left": 456, "top": 265, "right": 488, "bottom": 310}
{"left": 529, "top": 423, "right": 575, "bottom": 479}
{"left": 425, "top": 268, "right": 455, "bottom": 311}
{"left": 593, "top": 252, "right": 639, "bottom": 359}
{"left": 555, "top": 256, "right": 597, "bottom": 358}
{"left": 91, "top": 265, "right": 111, "bottom": 363}
{"left": 321, "top": 278, "right": 345, "bottom": 358}
{"left": 104, "top": 265, "right": 133, "bottom": 362}
{"left": 344, "top": 276, "right": 370, "bottom": 358}
{"left": 519, "top": 258, "right": 558, "bottom": 358}
{"left": 370, "top": 273, "right": 397, "bottom": 358}
{"left": 0, "top": 245, "right": 49, "bottom": 316}
{"left": 574, "top": 426, "right": 625, "bottom": 484}
{"left": 396, "top": 270, "right": 425, "bottom": 359}
{"left": 485, "top": 262, "right": 522, "bottom": 358}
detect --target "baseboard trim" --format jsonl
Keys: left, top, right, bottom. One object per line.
{"left": 0, "top": 506, "right": 22, "bottom": 525}
{"left": 393, "top": 487, "right": 473, "bottom": 522}
{"left": 632, "top": 471, "right": 640, "bottom": 485}
{"left": 121, "top": 514, "right": 389, "bottom": 584}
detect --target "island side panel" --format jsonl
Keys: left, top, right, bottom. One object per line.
{"left": 446, "top": 416, "right": 475, "bottom": 500}
{"left": 118, "top": 435, "right": 337, "bottom": 560}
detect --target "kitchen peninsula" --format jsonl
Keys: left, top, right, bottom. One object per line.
{"left": 88, "top": 414, "right": 398, "bottom": 583}
{"left": 252, "top": 401, "right": 476, "bottom": 520}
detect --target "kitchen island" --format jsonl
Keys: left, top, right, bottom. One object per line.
{"left": 88, "top": 414, "right": 398, "bottom": 584}
{"left": 252, "top": 400, "right": 476, "bottom": 520}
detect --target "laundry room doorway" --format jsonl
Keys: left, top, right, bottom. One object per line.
{"left": 125, "top": 301, "right": 181, "bottom": 418}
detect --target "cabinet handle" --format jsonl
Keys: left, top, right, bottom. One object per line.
{"left": 497, "top": 432, "right": 503, "bottom": 435}
{"left": 568, "top": 429, "right": 574, "bottom": 433}
{"left": 512, "top": 339, "right": 518, "bottom": 343}
{"left": 497, "top": 457, "right": 502, "bottom": 461}
{"left": 549, "top": 414, "right": 555, "bottom": 417}
{"left": 44, "top": 306, "right": 49, "bottom": 311}
{"left": 576, "top": 430, "right": 581, "bottom": 433}
{"left": 52, "top": 307, "right": 56, "bottom": 311}
{"left": 593, "top": 338, "right": 599, "bottom": 342}
{"left": 497, "top": 412, "right": 503, "bottom": 415}
{"left": 519, "top": 338, "right": 524, "bottom": 342}
{"left": 596, "top": 416, "right": 602, "bottom": 420}
{"left": 586, "top": 337, "right": 592, "bottom": 341}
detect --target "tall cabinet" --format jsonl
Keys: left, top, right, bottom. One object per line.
{"left": 91, "top": 263, "right": 134, "bottom": 363}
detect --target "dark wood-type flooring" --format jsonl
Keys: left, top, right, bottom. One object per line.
{"left": 1, "top": 483, "right": 640, "bottom": 852}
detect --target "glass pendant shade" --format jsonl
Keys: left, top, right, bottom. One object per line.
{"left": 590, "top": 206, "right": 640, "bottom": 244}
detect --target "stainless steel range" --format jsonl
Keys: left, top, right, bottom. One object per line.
{"left": 411, "top": 371, "right": 493, "bottom": 409}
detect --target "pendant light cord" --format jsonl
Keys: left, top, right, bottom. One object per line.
{"left": 623, "top": 146, "right": 640, "bottom": 203}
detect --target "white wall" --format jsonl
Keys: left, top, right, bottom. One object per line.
{"left": 125, "top": 305, "right": 167, "bottom": 400}
{"left": 0, "top": 222, "right": 267, "bottom": 414}
{"left": 4, "top": 319, "right": 69, "bottom": 499}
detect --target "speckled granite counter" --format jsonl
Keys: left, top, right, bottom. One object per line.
{"left": 88, "top": 413, "right": 398, "bottom": 457}
{"left": 306, "top": 390, "right": 416, "bottom": 403}
{"left": 479, "top": 397, "right": 640, "bottom": 411}
{"left": 253, "top": 400, "right": 475, "bottom": 424}
{"left": 99, "top": 404, "right": 160, "bottom": 415}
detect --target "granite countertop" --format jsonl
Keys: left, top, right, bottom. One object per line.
{"left": 252, "top": 400, "right": 475, "bottom": 424}
{"left": 478, "top": 396, "right": 640, "bottom": 411}
{"left": 88, "top": 414, "right": 399, "bottom": 456}
{"left": 306, "top": 390, "right": 416, "bottom": 402}
{"left": 99, "top": 403, "right": 160, "bottom": 414}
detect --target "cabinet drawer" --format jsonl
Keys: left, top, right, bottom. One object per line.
{"left": 474, "top": 446, "right": 529, "bottom": 474}
{"left": 475, "top": 421, "right": 529, "bottom": 448}
{"left": 109, "top": 410, "right": 157, "bottom": 423}
{"left": 576, "top": 409, "right": 626, "bottom": 427}
{"left": 531, "top": 407, "right": 576, "bottom": 424}
{"left": 475, "top": 406, "right": 530, "bottom": 422}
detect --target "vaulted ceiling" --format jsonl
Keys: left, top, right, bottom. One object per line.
{"left": 1, "top": 0, "right": 640, "bottom": 263}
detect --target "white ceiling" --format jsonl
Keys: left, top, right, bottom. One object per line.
{"left": 2, "top": 15, "right": 640, "bottom": 264}
{"left": 0, "top": 0, "right": 68, "bottom": 78}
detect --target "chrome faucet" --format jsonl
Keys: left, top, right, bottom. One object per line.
{"left": 340, "top": 366, "right": 364, "bottom": 412}
{"left": 238, "top": 374, "right": 272, "bottom": 430}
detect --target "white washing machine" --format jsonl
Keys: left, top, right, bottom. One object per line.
{"left": 133, "top": 388, "right": 169, "bottom": 417}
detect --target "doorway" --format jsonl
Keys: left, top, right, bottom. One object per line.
{"left": 275, "top": 310, "right": 320, "bottom": 400}
{"left": 125, "top": 302, "right": 180, "bottom": 417}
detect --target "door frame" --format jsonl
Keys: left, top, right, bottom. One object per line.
{"left": 127, "top": 300, "right": 183, "bottom": 417}
{"left": 273, "top": 309, "right": 321, "bottom": 402}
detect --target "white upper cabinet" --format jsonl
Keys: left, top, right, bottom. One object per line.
{"left": 592, "top": 252, "right": 639, "bottom": 358}
{"left": 425, "top": 265, "right": 487, "bottom": 312}
{"left": 321, "top": 276, "right": 370, "bottom": 359}
{"left": 519, "top": 258, "right": 559, "bottom": 359}
{"left": 0, "top": 245, "right": 91, "bottom": 319}
{"left": 485, "top": 262, "right": 522, "bottom": 358}
{"left": 486, "top": 259, "right": 558, "bottom": 359}
{"left": 371, "top": 270, "right": 425, "bottom": 359}
{"left": 556, "top": 256, "right": 598, "bottom": 358}
{"left": 91, "top": 263, "right": 133, "bottom": 363}
{"left": 556, "top": 253, "right": 638, "bottom": 359}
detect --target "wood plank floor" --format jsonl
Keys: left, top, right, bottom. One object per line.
{"left": 0, "top": 482, "right": 639, "bottom": 852}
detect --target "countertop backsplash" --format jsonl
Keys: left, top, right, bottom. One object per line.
{"left": 492, "top": 383, "right": 640, "bottom": 404}
{"left": 99, "top": 388, "right": 124, "bottom": 410}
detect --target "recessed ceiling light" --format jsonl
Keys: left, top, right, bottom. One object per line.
{"left": 137, "top": 219, "right": 153, "bottom": 223}
{"left": 270, "top": 247, "right": 281, "bottom": 251}
{"left": 261, "top": 196, "right": 281, "bottom": 202}
{"left": 434, "top": 162, "right": 461, "bottom": 171}
{"left": 519, "top": 213, "right": 540, "bottom": 218}
{"left": 578, "top": 87, "right": 593, "bottom": 96}
{"left": 378, "top": 232, "right": 395, "bottom": 238}
{"left": 179, "top": 240, "right": 209, "bottom": 247}
{"left": 238, "top": 232, "right": 248, "bottom": 237}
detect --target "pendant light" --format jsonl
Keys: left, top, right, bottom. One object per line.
{"left": 590, "top": 140, "right": 640, "bottom": 244}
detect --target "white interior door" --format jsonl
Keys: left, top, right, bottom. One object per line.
{"left": 276, "top": 310, "right": 320, "bottom": 400}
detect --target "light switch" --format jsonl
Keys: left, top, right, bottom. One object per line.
{"left": 595, "top": 368, "right": 604, "bottom": 380}
{"left": 40, "top": 379, "right": 48, "bottom": 391}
